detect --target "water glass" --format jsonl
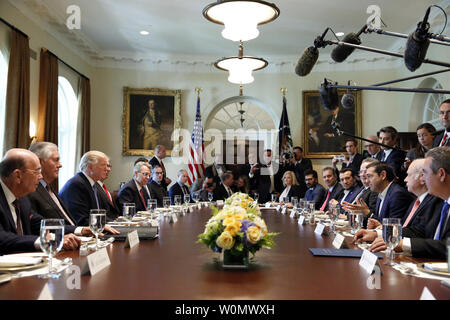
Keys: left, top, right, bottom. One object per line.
{"left": 382, "top": 218, "right": 402, "bottom": 265}
{"left": 307, "top": 201, "right": 315, "bottom": 224}
{"left": 192, "top": 192, "right": 200, "bottom": 204}
{"left": 208, "top": 192, "right": 214, "bottom": 202}
{"left": 39, "top": 219, "right": 64, "bottom": 279}
{"left": 174, "top": 195, "right": 182, "bottom": 206}
{"left": 184, "top": 194, "right": 190, "bottom": 206}
{"left": 123, "top": 203, "right": 136, "bottom": 221}
{"left": 147, "top": 199, "right": 157, "bottom": 217}
{"left": 349, "top": 211, "right": 363, "bottom": 234}
{"left": 253, "top": 193, "right": 259, "bottom": 203}
{"left": 271, "top": 193, "right": 277, "bottom": 204}
{"left": 291, "top": 197, "right": 298, "bottom": 209}
{"left": 163, "top": 197, "right": 171, "bottom": 209}
{"left": 89, "top": 209, "right": 106, "bottom": 250}
{"left": 328, "top": 207, "right": 340, "bottom": 234}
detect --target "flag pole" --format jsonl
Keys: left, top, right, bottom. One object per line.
{"left": 195, "top": 87, "right": 202, "bottom": 99}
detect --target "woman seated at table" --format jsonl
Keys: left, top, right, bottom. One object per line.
{"left": 403, "top": 123, "right": 436, "bottom": 170}
{"left": 236, "top": 175, "right": 249, "bottom": 195}
{"left": 279, "top": 171, "right": 304, "bottom": 208}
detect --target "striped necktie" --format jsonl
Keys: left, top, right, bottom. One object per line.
{"left": 12, "top": 200, "right": 23, "bottom": 235}
{"left": 434, "top": 202, "right": 449, "bottom": 240}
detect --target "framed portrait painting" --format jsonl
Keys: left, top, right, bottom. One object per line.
{"left": 302, "top": 89, "right": 362, "bottom": 158}
{"left": 123, "top": 87, "right": 182, "bottom": 156}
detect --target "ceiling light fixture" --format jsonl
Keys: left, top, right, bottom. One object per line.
{"left": 238, "top": 85, "right": 245, "bottom": 127}
{"left": 215, "top": 41, "right": 268, "bottom": 84}
{"left": 140, "top": 30, "right": 149, "bottom": 35}
{"left": 203, "top": 0, "right": 280, "bottom": 42}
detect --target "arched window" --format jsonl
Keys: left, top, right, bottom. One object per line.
{"left": 423, "top": 81, "right": 447, "bottom": 130}
{"left": 0, "top": 51, "right": 8, "bottom": 155}
{"left": 58, "top": 76, "right": 79, "bottom": 189}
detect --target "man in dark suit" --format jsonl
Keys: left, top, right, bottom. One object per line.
{"left": 366, "top": 162, "right": 414, "bottom": 221}
{"left": 329, "top": 168, "right": 361, "bottom": 211}
{"left": 96, "top": 158, "right": 120, "bottom": 221}
{"left": 169, "top": 169, "right": 191, "bottom": 204}
{"left": 332, "top": 139, "right": 364, "bottom": 175}
{"left": 0, "top": 148, "right": 80, "bottom": 254}
{"left": 149, "top": 145, "right": 172, "bottom": 190}
{"left": 214, "top": 171, "right": 235, "bottom": 201}
{"left": 205, "top": 153, "right": 227, "bottom": 186}
{"left": 378, "top": 126, "right": 406, "bottom": 184}
{"left": 358, "top": 147, "right": 450, "bottom": 259}
{"left": 248, "top": 149, "right": 278, "bottom": 203}
{"left": 191, "top": 176, "right": 214, "bottom": 202}
{"left": 148, "top": 165, "right": 168, "bottom": 207}
{"left": 286, "top": 146, "right": 312, "bottom": 194}
{"left": 364, "top": 136, "right": 382, "bottom": 160}
{"left": 304, "top": 169, "right": 326, "bottom": 209}
{"left": 318, "top": 167, "right": 343, "bottom": 211}
{"left": 117, "top": 161, "right": 152, "bottom": 212}
{"left": 432, "top": 99, "right": 450, "bottom": 147}
{"left": 59, "top": 151, "right": 112, "bottom": 225}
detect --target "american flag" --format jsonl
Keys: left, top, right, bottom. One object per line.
{"left": 187, "top": 96, "right": 205, "bottom": 185}
{"left": 279, "top": 96, "right": 293, "bottom": 156}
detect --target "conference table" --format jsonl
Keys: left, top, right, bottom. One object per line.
{"left": 1, "top": 206, "right": 449, "bottom": 300}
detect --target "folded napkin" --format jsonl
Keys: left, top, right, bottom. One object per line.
{"left": 0, "top": 256, "right": 43, "bottom": 268}
{"left": 424, "top": 263, "right": 449, "bottom": 273}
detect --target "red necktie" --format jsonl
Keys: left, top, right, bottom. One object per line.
{"left": 140, "top": 189, "right": 147, "bottom": 210}
{"left": 12, "top": 200, "right": 23, "bottom": 235}
{"left": 440, "top": 133, "right": 448, "bottom": 147}
{"left": 403, "top": 199, "right": 420, "bottom": 227}
{"left": 320, "top": 190, "right": 331, "bottom": 211}
{"left": 103, "top": 183, "right": 113, "bottom": 204}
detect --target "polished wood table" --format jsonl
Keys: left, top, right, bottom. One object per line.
{"left": 1, "top": 207, "right": 449, "bottom": 300}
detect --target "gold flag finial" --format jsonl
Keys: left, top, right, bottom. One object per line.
{"left": 280, "top": 88, "right": 287, "bottom": 96}
{"left": 195, "top": 87, "right": 202, "bottom": 98}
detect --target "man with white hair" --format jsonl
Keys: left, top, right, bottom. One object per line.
{"left": 0, "top": 148, "right": 81, "bottom": 254}
{"left": 59, "top": 150, "right": 112, "bottom": 225}
{"left": 116, "top": 161, "right": 152, "bottom": 212}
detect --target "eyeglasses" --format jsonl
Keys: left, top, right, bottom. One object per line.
{"left": 25, "top": 168, "right": 42, "bottom": 175}
{"left": 154, "top": 171, "right": 163, "bottom": 175}
{"left": 140, "top": 172, "right": 150, "bottom": 177}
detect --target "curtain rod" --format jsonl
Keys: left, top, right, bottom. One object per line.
{"left": 0, "top": 17, "right": 29, "bottom": 39}
{"left": 43, "top": 48, "right": 90, "bottom": 81}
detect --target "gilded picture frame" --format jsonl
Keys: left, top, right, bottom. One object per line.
{"left": 122, "top": 87, "right": 182, "bottom": 157}
{"left": 302, "top": 89, "right": 362, "bottom": 158}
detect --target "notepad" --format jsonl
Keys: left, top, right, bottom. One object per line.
{"left": 309, "top": 248, "right": 383, "bottom": 258}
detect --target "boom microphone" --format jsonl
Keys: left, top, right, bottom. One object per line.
{"left": 319, "top": 79, "right": 339, "bottom": 111}
{"left": 295, "top": 28, "right": 330, "bottom": 76}
{"left": 331, "top": 24, "right": 367, "bottom": 63}
{"left": 404, "top": 7, "right": 431, "bottom": 72}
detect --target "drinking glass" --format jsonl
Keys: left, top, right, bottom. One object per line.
{"left": 382, "top": 218, "right": 402, "bottom": 266}
{"left": 147, "top": 199, "right": 157, "bottom": 216}
{"left": 163, "top": 197, "right": 171, "bottom": 209}
{"left": 184, "top": 194, "right": 191, "bottom": 206}
{"left": 39, "top": 219, "right": 64, "bottom": 279}
{"left": 298, "top": 199, "right": 305, "bottom": 216}
{"left": 123, "top": 203, "right": 136, "bottom": 221}
{"left": 349, "top": 211, "right": 363, "bottom": 234}
{"left": 328, "top": 207, "right": 340, "bottom": 234}
{"left": 271, "top": 193, "right": 277, "bottom": 204}
{"left": 208, "top": 192, "right": 214, "bottom": 202}
{"left": 253, "top": 192, "right": 259, "bottom": 204}
{"left": 192, "top": 192, "right": 200, "bottom": 204}
{"left": 307, "top": 201, "right": 315, "bottom": 224}
{"left": 174, "top": 195, "right": 182, "bottom": 206}
{"left": 89, "top": 209, "right": 106, "bottom": 250}
{"left": 291, "top": 197, "right": 298, "bottom": 209}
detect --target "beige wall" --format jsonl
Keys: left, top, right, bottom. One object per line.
{"left": 3, "top": 0, "right": 448, "bottom": 190}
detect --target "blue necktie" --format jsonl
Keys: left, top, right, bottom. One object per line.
{"left": 380, "top": 151, "right": 385, "bottom": 162}
{"left": 375, "top": 197, "right": 382, "bottom": 219}
{"left": 434, "top": 202, "right": 449, "bottom": 240}
{"left": 93, "top": 185, "right": 100, "bottom": 209}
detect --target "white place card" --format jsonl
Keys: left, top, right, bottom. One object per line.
{"left": 281, "top": 207, "right": 287, "bottom": 214}
{"left": 172, "top": 213, "right": 178, "bottom": 223}
{"left": 314, "top": 223, "right": 325, "bottom": 235}
{"left": 332, "top": 233, "right": 346, "bottom": 249}
{"left": 420, "top": 287, "right": 436, "bottom": 300}
{"left": 189, "top": 206, "right": 194, "bottom": 213}
{"left": 124, "top": 230, "right": 139, "bottom": 248}
{"left": 217, "top": 200, "right": 224, "bottom": 206}
{"left": 359, "top": 249, "right": 378, "bottom": 274}
{"left": 298, "top": 216, "right": 305, "bottom": 225}
{"left": 38, "top": 283, "right": 53, "bottom": 300}
{"left": 265, "top": 203, "right": 271, "bottom": 208}
{"left": 289, "top": 210, "right": 295, "bottom": 219}
{"left": 276, "top": 205, "right": 281, "bottom": 212}
{"left": 81, "top": 247, "right": 111, "bottom": 276}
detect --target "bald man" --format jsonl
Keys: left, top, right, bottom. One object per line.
{"left": 364, "top": 136, "right": 382, "bottom": 160}
{"left": 0, "top": 148, "right": 80, "bottom": 254}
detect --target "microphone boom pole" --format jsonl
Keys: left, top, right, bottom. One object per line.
{"left": 326, "top": 83, "right": 450, "bottom": 95}
{"left": 368, "top": 28, "right": 450, "bottom": 46}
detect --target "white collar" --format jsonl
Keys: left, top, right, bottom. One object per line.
{"left": 133, "top": 178, "right": 143, "bottom": 192}
{"left": 82, "top": 172, "right": 96, "bottom": 187}
{"left": 417, "top": 192, "right": 428, "bottom": 203}
{"left": 378, "top": 182, "right": 393, "bottom": 200}
{"left": 0, "top": 179, "right": 16, "bottom": 206}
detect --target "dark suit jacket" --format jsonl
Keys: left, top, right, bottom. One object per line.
{"left": 357, "top": 187, "right": 378, "bottom": 212}
{"left": 205, "top": 163, "right": 227, "bottom": 186}
{"left": 336, "top": 185, "right": 362, "bottom": 205}
{"left": 280, "top": 184, "right": 305, "bottom": 201}
{"left": 305, "top": 184, "right": 327, "bottom": 209}
{"left": 381, "top": 149, "right": 406, "bottom": 182}
{"left": 341, "top": 153, "right": 364, "bottom": 174}
{"left": 403, "top": 199, "right": 447, "bottom": 259}
{"left": 27, "top": 182, "right": 76, "bottom": 226}
{"left": 148, "top": 180, "right": 168, "bottom": 207}
{"left": 59, "top": 172, "right": 101, "bottom": 226}
{"left": 322, "top": 183, "right": 344, "bottom": 211}
{"left": 149, "top": 157, "right": 169, "bottom": 189}
{"left": 432, "top": 131, "right": 449, "bottom": 148}
{"left": 96, "top": 183, "right": 120, "bottom": 221}
{"left": 168, "top": 182, "right": 190, "bottom": 204}
{"left": 117, "top": 179, "right": 150, "bottom": 213}
{"left": 402, "top": 194, "right": 443, "bottom": 228}
{"left": 214, "top": 183, "right": 233, "bottom": 201}
{"left": 249, "top": 164, "right": 279, "bottom": 203}
{"left": 374, "top": 183, "right": 415, "bottom": 221}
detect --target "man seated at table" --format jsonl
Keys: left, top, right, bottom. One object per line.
{"left": 191, "top": 176, "right": 215, "bottom": 202}
{"left": 318, "top": 167, "right": 343, "bottom": 212}
{"left": 96, "top": 158, "right": 120, "bottom": 221}
{"left": 354, "top": 147, "right": 449, "bottom": 259}
{"left": 0, "top": 148, "right": 81, "bottom": 254}
{"left": 148, "top": 165, "right": 168, "bottom": 207}
{"left": 304, "top": 170, "right": 326, "bottom": 209}
{"left": 116, "top": 161, "right": 152, "bottom": 212}
{"left": 169, "top": 169, "right": 191, "bottom": 204}
{"left": 214, "top": 171, "right": 235, "bottom": 201}
{"left": 328, "top": 168, "right": 361, "bottom": 213}
{"left": 27, "top": 142, "right": 119, "bottom": 236}
{"left": 59, "top": 150, "right": 114, "bottom": 225}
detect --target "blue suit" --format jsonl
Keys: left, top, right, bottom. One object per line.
{"left": 305, "top": 183, "right": 327, "bottom": 210}
{"left": 59, "top": 172, "right": 101, "bottom": 226}
{"left": 116, "top": 179, "right": 150, "bottom": 213}
{"left": 168, "top": 182, "right": 190, "bottom": 205}
{"left": 381, "top": 149, "right": 406, "bottom": 183}
{"left": 336, "top": 185, "right": 362, "bottom": 205}
{"left": 374, "top": 183, "right": 415, "bottom": 221}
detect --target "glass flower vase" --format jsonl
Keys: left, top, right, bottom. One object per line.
{"left": 222, "top": 249, "right": 249, "bottom": 269}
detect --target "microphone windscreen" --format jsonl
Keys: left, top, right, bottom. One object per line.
{"left": 404, "top": 32, "right": 430, "bottom": 72}
{"left": 319, "top": 80, "right": 339, "bottom": 111}
{"left": 331, "top": 33, "right": 361, "bottom": 63}
{"left": 295, "top": 46, "right": 319, "bottom": 77}
{"left": 341, "top": 93, "right": 355, "bottom": 109}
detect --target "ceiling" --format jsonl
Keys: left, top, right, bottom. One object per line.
{"left": 8, "top": 0, "right": 450, "bottom": 70}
